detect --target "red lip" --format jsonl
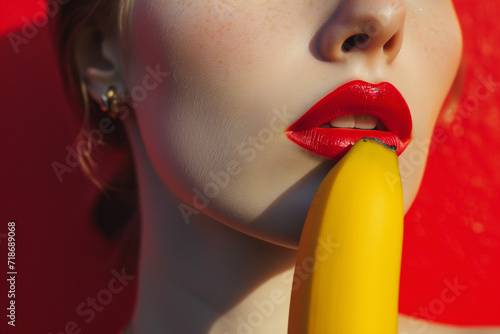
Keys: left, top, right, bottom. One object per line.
{"left": 286, "top": 80, "right": 412, "bottom": 160}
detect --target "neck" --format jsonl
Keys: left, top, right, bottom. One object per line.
{"left": 123, "top": 121, "right": 500, "bottom": 334}
{"left": 126, "top": 121, "right": 296, "bottom": 334}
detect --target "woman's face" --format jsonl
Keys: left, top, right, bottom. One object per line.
{"left": 121, "top": 0, "right": 462, "bottom": 248}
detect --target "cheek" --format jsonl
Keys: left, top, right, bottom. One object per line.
{"left": 406, "top": 1, "right": 462, "bottom": 106}
{"left": 122, "top": 2, "right": 283, "bottom": 206}
{"left": 402, "top": 1, "right": 462, "bottom": 137}
{"left": 397, "top": 2, "right": 462, "bottom": 211}
{"left": 124, "top": 2, "right": 298, "bottom": 173}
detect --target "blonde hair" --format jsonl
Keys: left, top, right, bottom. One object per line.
{"left": 53, "top": 0, "right": 138, "bottom": 237}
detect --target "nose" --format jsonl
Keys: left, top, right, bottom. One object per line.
{"left": 316, "top": 0, "right": 406, "bottom": 63}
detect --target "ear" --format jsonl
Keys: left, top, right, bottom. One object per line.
{"left": 73, "top": 20, "right": 125, "bottom": 103}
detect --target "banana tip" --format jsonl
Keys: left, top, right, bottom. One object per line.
{"left": 360, "top": 137, "right": 397, "bottom": 152}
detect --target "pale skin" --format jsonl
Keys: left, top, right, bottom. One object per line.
{"left": 74, "top": 0, "right": 499, "bottom": 333}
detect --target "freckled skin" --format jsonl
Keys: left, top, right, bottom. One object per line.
{"left": 121, "top": 0, "right": 462, "bottom": 248}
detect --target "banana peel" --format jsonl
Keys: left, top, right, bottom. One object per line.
{"left": 288, "top": 138, "right": 404, "bottom": 334}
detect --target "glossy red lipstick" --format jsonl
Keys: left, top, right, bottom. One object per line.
{"left": 286, "top": 80, "right": 412, "bottom": 160}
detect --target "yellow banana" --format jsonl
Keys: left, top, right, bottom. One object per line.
{"left": 288, "top": 138, "right": 404, "bottom": 334}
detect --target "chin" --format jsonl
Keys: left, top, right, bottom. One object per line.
{"left": 217, "top": 210, "right": 306, "bottom": 249}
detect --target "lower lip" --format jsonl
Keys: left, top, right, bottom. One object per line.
{"left": 286, "top": 128, "right": 411, "bottom": 161}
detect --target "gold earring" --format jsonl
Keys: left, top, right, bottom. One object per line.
{"left": 99, "top": 86, "right": 121, "bottom": 118}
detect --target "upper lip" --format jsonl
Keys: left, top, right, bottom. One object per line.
{"left": 286, "top": 80, "right": 412, "bottom": 158}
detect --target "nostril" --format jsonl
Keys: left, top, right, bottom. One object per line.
{"left": 383, "top": 35, "right": 396, "bottom": 50}
{"left": 342, "top": 34, "right": 369, "bottom": 52}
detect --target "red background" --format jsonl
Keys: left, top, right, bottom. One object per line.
{"left": 0, "top": 1, "right": 498, "bottom": 333}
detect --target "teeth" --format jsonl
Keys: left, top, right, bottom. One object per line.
{"left": 355, "top": 114, "right": 378, "bottom": 129}
{"left": 330, "top": 115, "right": 355, "bottom": 128}
{"left": 329, "top": 114, "right": 380, "bottom": 130}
